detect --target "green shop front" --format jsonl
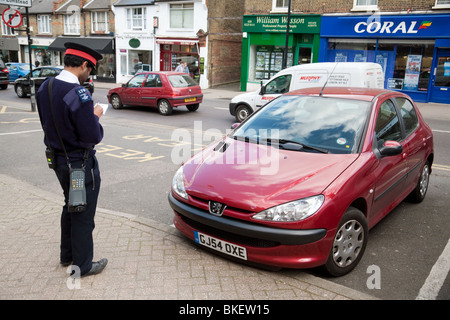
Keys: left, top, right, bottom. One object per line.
{"left": 240, "top": 14, "right": 321, "bottom": 91}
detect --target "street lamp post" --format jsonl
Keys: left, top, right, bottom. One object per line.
{"left": 282, "top": 0, "right": 292, "bottom": 70}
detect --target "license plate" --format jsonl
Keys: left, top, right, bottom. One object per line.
{"left": 185, "top": 97, "right": 196, "bottom": 102}
{"left": 194, "top": 231, "right": 247, "bottom": 260}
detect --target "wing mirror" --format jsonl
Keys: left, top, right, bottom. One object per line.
{"left": 379, "top": 140, "right": 403, "bottom": 157}
{"left": 230, "top": 123, "right": 240, "bottom": 130}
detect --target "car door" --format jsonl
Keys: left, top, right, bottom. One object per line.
{"left": 370, "top": 98, "right": 407, "bottom": 222}
{"left": 140, "top": 73, "right": 163, "bottom": 107}
{"left": 255, "top": 74, "right": 292, "bottom": 109}
{"left": 23, "top": 68, "right": 41, "bottom": 94}
{"left": 121, "top": 73, "right": 147, "bottom": 105}
{"left": 393, "top": 97, "right": 425, "bottom": 188}
{"left": 9, "top": 65, "right": 18, "bottom": 82}
{"left": 35, "top": 67, "right": 57, "bottom": 90}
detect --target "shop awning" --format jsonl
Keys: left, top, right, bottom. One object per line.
{"left": 48, "top": 37, "right": 114, "bottom": 53}
{"left": 156, "top": 38, "right": 198, "bottom": 46}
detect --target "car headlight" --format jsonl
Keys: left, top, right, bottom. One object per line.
{"left": 252, "top": 195, "right": 324, "bottom": 222}
{"left": 172, "top": 166, "right": 188, "bottom": 200}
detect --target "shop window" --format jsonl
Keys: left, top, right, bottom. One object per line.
{"left": 163, "top": 44, "right": 199, "bottom": 81}
{"left": 34, "top": 48, "right": 52, "bottom": 66}
{"left": 435, "top": 56, "right": 450, "bottom": 87}
{"left": 250, "top": 45, "right": 293, "bottom": 81}
{"left": 96, "top": 54, "right": 115, "bottom": 80}
{"left": 170, "top": 3, "right": 194, "bottom": 29}
{"left": 120, "top": 54, "right": 127, "bottom": 75}
{"left": 378, "top": 40, "right": 434, "bottom": 91}
{"left": 127, "top": 50, "right": 151, "bottom": 76}
{"left": 328, "top": 39, "right": 377, "bottom": 62}
{"left": 327, "top": 39, "right": 434, "bottom": 91}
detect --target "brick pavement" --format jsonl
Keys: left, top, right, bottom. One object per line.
{"left": 0, "top": 173, "right": 377, "bottom": 300}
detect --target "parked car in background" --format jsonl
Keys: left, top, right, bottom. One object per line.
{"left": 14, "top": 66, "right": 94, "bottom": 98}
{"left": 169, "top": 87, "right": 434, "bottom": 276}
{"left": 107, "top": 71, "right": 203, "bottom": 116}
{"left": 0, "top": 59, "right": 9, "bottom": 90}
{"left": 6, "top": 62, "right": 33, "bottom": 82}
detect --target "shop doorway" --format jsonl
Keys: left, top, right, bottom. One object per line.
{"left": 430, "top": 49, "right": 450, "bottom": 103}
{"left": 297, "top": 46, "right": 312, "bottom": 64}
{"left": 159, "top": 43, "right": 199, "bottom": 82}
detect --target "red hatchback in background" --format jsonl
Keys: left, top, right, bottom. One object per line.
{"left": 169, "top": 87, "right": 434, "bottom": 276}
{"left": 107, "top": 71, "right": 203, "bottom": 115}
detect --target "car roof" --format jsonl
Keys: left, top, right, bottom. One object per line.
{"left": 135, "top": 71, "right": 188, "bottom": 76}
{"left": 286, "top": 87, "right": 394, "bottom": 102}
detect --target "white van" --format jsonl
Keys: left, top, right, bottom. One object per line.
{"left": 229, "top": 62, "right": 384, "bottom": 122}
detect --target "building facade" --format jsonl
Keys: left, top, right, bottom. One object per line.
{"left": 318, "top": 1, "right": 450, "bottom": 103}
{"left": 238, "top": 0, "right": 450, "bottom": 103}
{"left": 112, "top": 0, "right": 209, "bottom": 88}
{"left": 0, "top": 0, "right": 116, "bottom": 82}
{"left": 1, "top": 0, "right": 449, "bottom": 101}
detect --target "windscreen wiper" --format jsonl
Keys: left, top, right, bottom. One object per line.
{"left": 261, "top": 138, "right": 329, "bottom": 154}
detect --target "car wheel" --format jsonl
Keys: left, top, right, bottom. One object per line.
{"left": 110, "top": 94, "right": 123, "bottom": 109}
{"left": 187, "top": 104, "right": 199, "bottom": 112}
{"left": 15, "top": 84, "right": 26, "bottom": 98}
{"left": 324, "top": 207, "right": 368, "bottom": 277}
{"left": 158, "top": 99, "right": 173, "bottom": 116}
{"left": 0, "top": 84, "right": 7, "bottom": 90}
{"left": 407, "top": 161, "right": 430, "bottom": 203}
{"left": 235, "top": 105, "right": 252, "bottom": 122}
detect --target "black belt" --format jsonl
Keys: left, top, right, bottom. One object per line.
{"left": 55, "top": 148, "right": 87, "bottom": 156}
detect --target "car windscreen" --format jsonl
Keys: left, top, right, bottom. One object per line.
{"left": 168, "top": 74, "right": 198, "bottom": 87}
{"left": 232, "top": 95, "right": 371, "bottom": 154}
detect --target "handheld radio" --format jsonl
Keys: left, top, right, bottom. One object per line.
{"left": 68, "top": 167, "right": 87, "bottom": 212}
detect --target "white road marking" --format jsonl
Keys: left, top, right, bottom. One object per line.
{"left": 432, "top": 129, "right": 450, "bottom": 134}
{"left": 416, "top": 237, "right": 450, "bottom": 300}
{"left": 0, "top": 129, "right": 42, "bottom": 136}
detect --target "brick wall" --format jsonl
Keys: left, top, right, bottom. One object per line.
{"left": 243, "top": 0, "right": 438, "bottom": 14}
{"left": 207, "top": 0, "right": 245, "bottom": 87}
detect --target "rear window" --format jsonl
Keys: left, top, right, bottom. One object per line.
{"left": 168, "top": 74, "right": 197, "bottom": 87}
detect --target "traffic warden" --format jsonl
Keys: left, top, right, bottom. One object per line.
{"left": 36, "top": 42, "right": 107, "bottom": 277}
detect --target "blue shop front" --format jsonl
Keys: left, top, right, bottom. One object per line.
{"left": 319, "top": 14, "right": 450, "bottom": 104}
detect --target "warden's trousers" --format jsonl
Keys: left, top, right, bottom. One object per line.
{"left": 54, "top": 155, "right": 101, "bottom": 276}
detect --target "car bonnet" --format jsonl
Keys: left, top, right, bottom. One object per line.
{"left": 181, "top": 136, "right": 359, "bottom": 213}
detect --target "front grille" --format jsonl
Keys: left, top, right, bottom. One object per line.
{"left": 178, "top": 213, "right": 280, "bottom": 248}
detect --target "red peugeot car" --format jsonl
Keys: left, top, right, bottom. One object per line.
{"left": 107, "top": 71, "right": 203, "bottom": 115}
{"left": 169, "top": 87, "right": 434, "bottom": 276}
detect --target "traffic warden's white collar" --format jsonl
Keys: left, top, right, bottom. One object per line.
{"left": 55, "top": 69, "right": 80, "bottom": 85}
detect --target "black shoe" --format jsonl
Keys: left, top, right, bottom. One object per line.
{"left": 82, "top": 258, "right": 108, "bottom": 277}
{"left": 60, "top": 260, "right": 72, "bottom": 267}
